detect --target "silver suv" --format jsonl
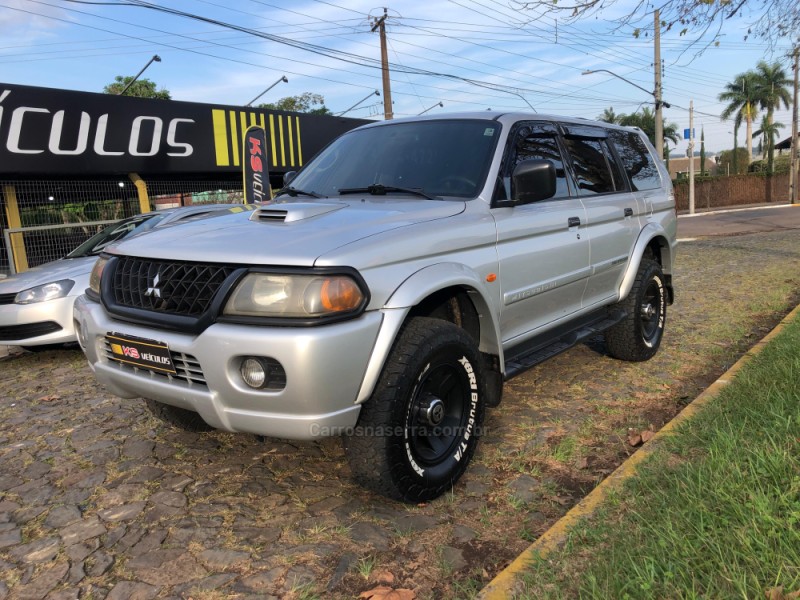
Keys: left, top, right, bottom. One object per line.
{"left": 75, "top": 112, "right": 676, "bottom": 502}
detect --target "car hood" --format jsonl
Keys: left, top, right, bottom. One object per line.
{"left": 107, "top": 198, "right": 466, "bottom": 266}
{"left": 0, "top": 256, "right": 96, "bottom": 294}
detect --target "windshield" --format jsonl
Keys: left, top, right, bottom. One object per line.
{"left": 283, "top": 119, "right": 501, "bottom": 199}
{"left": 67, "top": 213, "right": 165, "bottom": 258}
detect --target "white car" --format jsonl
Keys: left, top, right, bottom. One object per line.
{"left": 0, "top": 204, "right": 253, "bottom": 350}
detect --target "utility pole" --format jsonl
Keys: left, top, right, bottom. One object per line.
{"left": 689, "top": 100, "right": 695, "bottom": 215}
{"left": 791, "top": 45, "right": 799, "bottom": 205}
{"left": 371, "top": 8, "right": 393, "bottom": 120}
{"left": 653, "top": 9, "right": 664, "bottom": 160}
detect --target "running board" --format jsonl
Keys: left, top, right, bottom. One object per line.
{"left": 503, "top": 308, "right": 626, "bottom": 380}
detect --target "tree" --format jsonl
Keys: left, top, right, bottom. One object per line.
{"left": 752, "top": 61, "right": 792, "bottom": 173}
{"left": 754, "top": 115, "right": 786, "bottom": 171}
{"left": 719, "top": 72, "right": 759, "bottom": 164}
{"left": 258, "top": 92, "right": 331, "bottom": 115}
{"left": 616, "top": 106, "right": 680, "bottom": 150}
{"left": 103, "top": 76, "right": 171, "bottom": 99}
{"left": 717, "top": 148, "right": 749, "bottom": 175}
{"left": 597, "top": 107, "right": 620, "bottom": 124}
{"left": 513, "top": 0, "right": 798, "bottom": 46}
{"left": 699, "top": 128, "right": 706, "bottom": 176}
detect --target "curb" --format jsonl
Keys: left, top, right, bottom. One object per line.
{"left": 477, "top": 301, "right": 800, "bottom": 599}
{"left": 677, "top": 203, "right": 796, "bottom": 218}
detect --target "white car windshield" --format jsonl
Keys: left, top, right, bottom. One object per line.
{"left": 66, "top": 213, "right": 164, "bottom": 258}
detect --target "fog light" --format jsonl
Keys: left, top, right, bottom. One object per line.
{"left": 241, "top": 357, "right": 267, "bottom": 388}
{"left": 238, "top": 356, "right": 287, "bottom": 391}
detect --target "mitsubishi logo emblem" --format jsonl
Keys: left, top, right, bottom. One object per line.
{"left": 145, "top": 272, "right": 162, "bottom": 298}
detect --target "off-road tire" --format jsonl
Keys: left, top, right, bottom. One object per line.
{"left": 344, "top": 317, "right": 486, "bottom": 502}
{"left": 144, "top": 399, "right": 213, "bottom": 432}
{"left": 605, "top": 258, "right": 667, "bottom": 362}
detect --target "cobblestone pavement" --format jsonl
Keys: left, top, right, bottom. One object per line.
{"left": 1, "top": 230, "right": 799, "bottom": 600}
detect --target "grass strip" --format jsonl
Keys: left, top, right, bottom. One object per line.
{"left": 517, "top": 315, "right": 800, "bottom": 600}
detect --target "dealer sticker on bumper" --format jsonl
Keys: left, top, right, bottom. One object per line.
{"left": 106, "top": 333, "right": 177, "bottom": 374}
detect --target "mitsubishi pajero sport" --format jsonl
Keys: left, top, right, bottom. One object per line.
{"left": 75, "top": 112, "right": 677, "bottom": 502}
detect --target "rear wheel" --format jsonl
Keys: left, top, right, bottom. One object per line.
{"left": 605, "top": 258, "right": 667, "bottom": 362}
{"left": 344, "top": 317, "right": 485, "bottom": 502}
{"left": 143, "top": 400, "right": 213, "bottom": 432}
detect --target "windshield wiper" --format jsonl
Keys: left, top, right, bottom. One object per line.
{"left": 338, "top": 184, "right": 437, "bottom": 200}
{"left": 277, "top": 186, "right": 323, "bottom": 198}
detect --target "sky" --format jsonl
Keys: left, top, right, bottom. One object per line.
{"left": 0, "top": 0, "right": 796, "bottom": 155}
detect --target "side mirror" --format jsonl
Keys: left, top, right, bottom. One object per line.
{"left": 283, "top": 171, "right": 297, "bottom": 186}
{"left": 511, "top": 159, "right": 556, "bottom": 204}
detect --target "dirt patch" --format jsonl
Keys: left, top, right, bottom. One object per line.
{"left": 1, "top": 230, "right": 799, "bottom": 599}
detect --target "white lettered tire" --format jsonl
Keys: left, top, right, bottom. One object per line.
{"left": 605, "top": 258, "right": 667, "bottom": 362}
{"left": 344, "top": 317, "right": 486, "bottom": 502}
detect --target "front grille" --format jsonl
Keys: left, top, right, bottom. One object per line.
{"left": 102, "top": 339, "right": 207, "bottom": 387}
{"left": 0, "top": 321, "right": 62, "bottom": 341}
{"left": 0, "top": 293, "right": 17, "bottom": 305}
{"left": 111, "top": 257, "right": 236, "bottom": 317}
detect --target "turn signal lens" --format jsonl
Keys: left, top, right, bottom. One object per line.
{"left": 89, "top": 256, "right": 110, "bottom": 295}
{"left": 320, "top": 277, "right": 363, "bottom": 312}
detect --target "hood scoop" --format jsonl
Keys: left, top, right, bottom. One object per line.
{"left": 250, "top": 201, "right": 347, "bottom": 224}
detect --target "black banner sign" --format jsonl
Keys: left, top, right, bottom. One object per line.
{"left": 0, "top": 82, "right": 366, "bottom": 176}
{"left": 243, "top": 126, "right": 271, "bottom": 203}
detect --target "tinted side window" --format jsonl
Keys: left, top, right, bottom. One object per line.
{"left": 513, "top": 133, "right": 570, "bottom": 199}
{"left": 563, "top": 138, "right": 618, "bottom": 195}
{"left": 609, "top": 130, "right": 662, "bottom": 191}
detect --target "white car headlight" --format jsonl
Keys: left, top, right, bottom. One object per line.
{"left": 15, "top": 279, "right": 75, "bottom": 304}
{"left": 89, "top": 256, "right": 110, "bottom": 296}
{"left": 223, "top": 273, "right": 366, "bottom": 318}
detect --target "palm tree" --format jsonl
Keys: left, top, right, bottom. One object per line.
{"left": 754, "top": 115, "right": 785, "bottom": 163}
{"left": 617, "top": 106, "right": 680, "bottom": 150}
{"left": 719, "top": 72, "right": 759, "bottom": 164}
{"left": 597, "top": 107, "right": 620, "bottom": 124}
{"left": 753, "top": 61, "right": 792, "bottom": 172}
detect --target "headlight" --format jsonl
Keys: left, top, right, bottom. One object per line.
{"left": 89, "top": 256, "right": 110, "bottom": 295}
{"left": 15, "top": 279, "right": 75, "bottom": 304}
{"left": 224, "top": 273, "right": 366, "bottom": 318}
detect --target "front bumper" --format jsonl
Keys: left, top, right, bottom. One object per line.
{"left": 0, "top": 295, "right": 78, "bottom": 346}
{"left": 74, "top": 296, "right": 383, "bottom": 440}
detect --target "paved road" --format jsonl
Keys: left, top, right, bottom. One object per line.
{"left": 678, "top": 204, "right": 800, "bottom": 239}
{"left": 1, "top": 230, "right": 799, "bottom": 599}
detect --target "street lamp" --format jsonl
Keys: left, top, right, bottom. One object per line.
{"left": 582, "top": 68, "right": 671, "bottom": 157}
{"left": 418, "top": 101, "right": 443, "bottom": 115}
{"left": 337, "top": 90, "right": 380, "bottom": 117}
{"left": 118, "top": 55, "right": 161, "bottom": 96}
{"left": 245, "top": 75, "right": 288, "bottom": 107}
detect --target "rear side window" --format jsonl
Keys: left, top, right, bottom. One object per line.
{"left": 608, "top": 130, "right": 662, "bottom": 191}
{"left": 563, "top": 138, "right": 621, "bottom": 195}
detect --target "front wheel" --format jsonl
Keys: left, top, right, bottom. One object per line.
{"left": 344, "top": 317, "right": 486, "bottom": 502}
{"left": 605, "top": 258, "right": 667, "bottom": 362}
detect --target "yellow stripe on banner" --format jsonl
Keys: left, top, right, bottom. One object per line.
{"left": 287, "top": 116, "right": 295, "bottom": 167}
{"left": 296, "top": 117, "right": 303, "bottom": 165}
{"left": 212, "top": 109, "right": 230, "bottom": 166}
{"left": 229, "top": 110, "right": 240, "bottom": 167}
{"left": 269, "top": 115, "right": 278, "bottom": 167}
{"left": 239, "top": 112, "right": 248, "bottom": 163}
{"left": 250, "top": 113, "right": 258, "bottom": 127}
{"left": 3, "top": 185, "right": 28, "bottom": 273}
{"left": 278, "top": 116, "right": 286, "bottom": 167}
{"left": 259, "top": 113, "right": 265, "bottom": 129}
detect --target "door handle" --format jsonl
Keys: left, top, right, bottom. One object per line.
{"left": 567, "top": 216, "right": 581, "bottom": 228}
{"left": 624, "top": 207, "right": 633, "bottom": 217}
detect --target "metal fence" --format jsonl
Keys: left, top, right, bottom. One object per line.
{"left": 1, "top": 176, "right": 244, "bottom": 276}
